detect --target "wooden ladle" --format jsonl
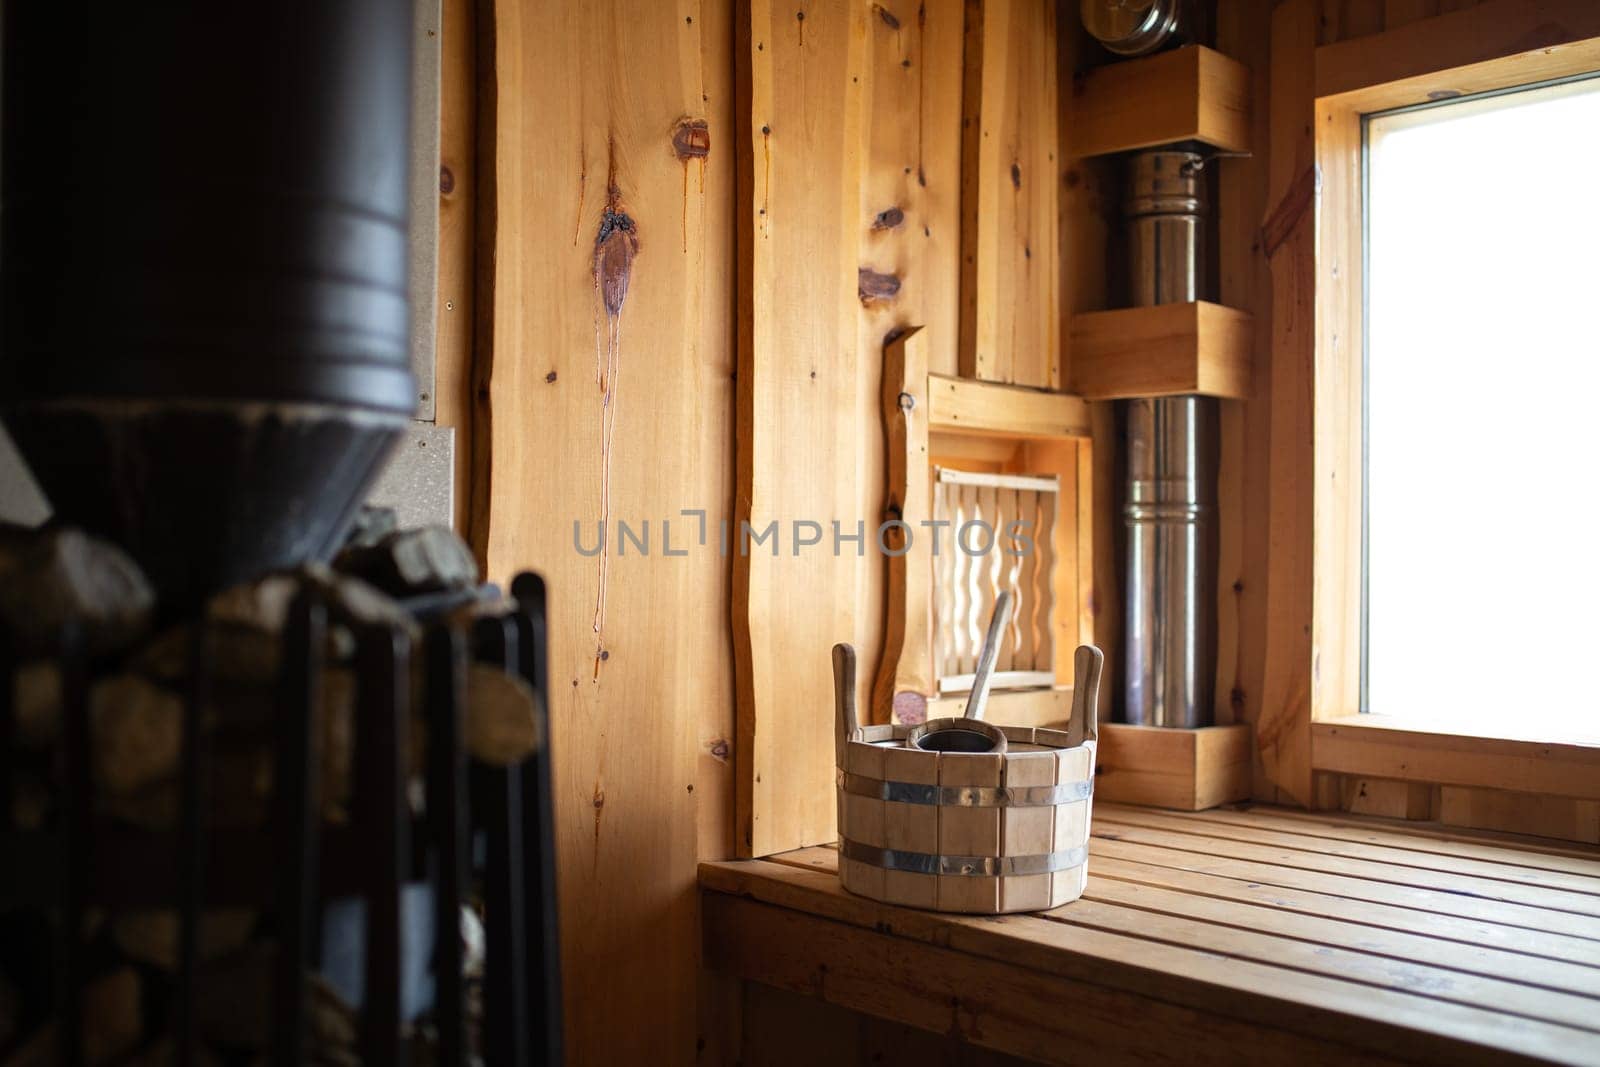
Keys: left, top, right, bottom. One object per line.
{"left": 904, "top": 591, "right": 1015, "bottom": 754}
{"left": 964, "top": 589, "right": 1014, "bottom": 723}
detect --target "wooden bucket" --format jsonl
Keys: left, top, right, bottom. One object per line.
{"left": 833, "top": 644, "right": 1103, "bottom": 913}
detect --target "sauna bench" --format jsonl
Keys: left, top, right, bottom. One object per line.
{"left": 700, "top": 802, "right": 1600, "bottom": 1066}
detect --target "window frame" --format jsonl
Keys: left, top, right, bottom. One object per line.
{"left": 1305, "top": 13, "right": 1600, "bottom": 798}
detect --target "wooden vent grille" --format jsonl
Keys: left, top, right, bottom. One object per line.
{"left": 932, "top": 467, "right": 1057, "bottom": 694}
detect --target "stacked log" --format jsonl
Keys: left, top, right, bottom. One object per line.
{"left": 0, "top": 516, "right": 531, "bottom": 1064}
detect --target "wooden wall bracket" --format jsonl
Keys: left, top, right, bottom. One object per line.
{"left": 1070, "top": 45, "right": 1252, "bottom": 159}
{"left": 1068, "top": 302, "right": 1253, "bottom": 401}
{"left": 1094, "top": 722, "right": 1253, "bottom": 811}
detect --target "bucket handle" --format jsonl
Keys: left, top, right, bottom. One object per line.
{"left": 833, "top": 643, "right": 860, "bottom": 766}
{"left": 1070, "top": 645, "right": 1105, "bottom": 744}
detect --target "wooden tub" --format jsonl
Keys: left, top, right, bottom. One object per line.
{"left": 833, "top": 646, "right": 1103, "bottom": 913}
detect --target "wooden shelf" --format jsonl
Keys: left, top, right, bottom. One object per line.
{"left": 926, "top": 372, "right": 1092, "bottom": 439}
{"left": 1068, "top": 301, "right": 1251, "bottom": 400}
{"left": 1070, "top": 45, "right": 1251, "bottom": 159}
{"left": 1094, "top": 722, "right": 1252, "bottom": 810}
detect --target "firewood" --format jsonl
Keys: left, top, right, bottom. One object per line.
{"left": 101, "top": 741, "right": 274, "bottom": 830}
{"left": 334, "top": 525, "right": 479, "bottom": 595}
{"left": 299, "top": 563, "right": 423, "bottom": 640}
{"left": 464, "top": 665, "right": 542, "bottom": 766}
{"left": 192, "top": 944, "right": 356, "bottom": 1054}
{"left": 341, "top": 504, "right": 398, "bottom": 551}
{"left": 112, "top": 909, "right": 257, "bottom": 971}
{"left": 90, "top": 660, "right": 530, "bottom": 824}
{"left": 90, "top": 675, "right": 181, "bottom": 795}
{"left": 320, "top": 667, "right": 356, "bottom": 820}
{"left": 11, "top": 661, "right": 60, "bottom": 748}
{"left": 3, "top": 967, "right": 143, "bottom": 1066}
{"left": 0, "top": 528, "right": 154, "bottom": 656}
{"left": 134, "top": 567, "right": 417, "bottom": 686}
{"left": 9, "top": 774, "right": 50, "bottom": 830}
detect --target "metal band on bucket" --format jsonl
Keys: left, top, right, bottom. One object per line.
{"left": 839, "top": 839, "right": 1088, "bottom": 877}
{"left": 836, "top": 770, "right": 1093, "bottom": 808}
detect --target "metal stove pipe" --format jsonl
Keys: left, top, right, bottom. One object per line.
{"left": 1123, "top": 149, "right": 1218, "bottom": 728}
{"left": 1, "top": 2, "right": 417, "bottom": 605}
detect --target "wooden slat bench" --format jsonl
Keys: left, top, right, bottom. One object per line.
{"left": 700, "top": 803, "right": 1600, "bottom": 1065}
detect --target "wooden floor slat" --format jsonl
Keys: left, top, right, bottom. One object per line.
{"left": 1088, "top": 836, "right": 1600, "bottom": 967}
{"left": 1098, "top": 804, "right": 1600, "bottom": 896}
{"left": 1091, "top": 819, "right": 1600, "bottom": 935}
{"left": 1231, "top": 803, "right": 1600, "bottom": 871}
{"left": 1087, "top": 854, "right": 1600, "bottom": 996}
{"left": 1065, "top": 875, "right": 1600, "bottom": 1029}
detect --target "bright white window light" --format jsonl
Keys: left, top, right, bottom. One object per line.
{"left": 1365, "top": 75, "right": 1600, "bottom": 744}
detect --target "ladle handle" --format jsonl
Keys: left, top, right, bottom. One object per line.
{"left": 833, "top": 643, "right": 860, "bottom": 767}
{"left": 964, "top": 591, "right": 1014, "bottom": 722}
{"left": 1070, "top": 645, "right": 1105, "bottom": 743}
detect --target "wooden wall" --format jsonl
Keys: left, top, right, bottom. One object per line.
{"left": 456, "top": 0, "right": 1064, "bottom": 1056}
{"left": 1224, "top": 0, "right": 1600, "bottom": 845}
{"left": 1208, "top": 0, "right": 1502, "bottom": 809}
{"left": 464, "top": 0, "right": 737, "bottom": 1061}
{"left": 443, "top": 0, "right": 1596, "bottom": 1061}
{"left": 733, "top": 0, "right": 972, "bottom": 859}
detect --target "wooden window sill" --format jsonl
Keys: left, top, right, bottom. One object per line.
{"left": 1313, "top": 716, "right": 1600, "bottom": 801}
{"left": 701, "top": 802, "right": 1600, "bottom": 1065}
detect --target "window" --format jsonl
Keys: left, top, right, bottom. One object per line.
{"left": 1363, "top": 77, "right": 1600, "bottom": 744}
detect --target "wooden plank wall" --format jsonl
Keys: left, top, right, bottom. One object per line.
{"left": 1228, "top": 0, "right": 1600, "bottom": 845}
{"left": 1211, "top": 0, "right": 1494, "bottom": 808}
{"left": 472, "top": 0, "right": 736, "bottom": 1061}
{"left": 465, "top": 0, "right": 975, "bottom": 1055}
{"left": 734, "top": 0, "right": 968, "bottom": 858}
{"left": 452, "top": 0, "right": 1591, "bottom": 1061}
{"left": 959, "top": 0, "right": 1061, "bottom": 388}
{"left": 735, "top": 0, "right": 874, "bottom": 859}
{"left": 1213, "top": 3, "right": 1273, "bottom": 801}
{"left": 1055, "top": 5, "right": 1116, "bottom": 724}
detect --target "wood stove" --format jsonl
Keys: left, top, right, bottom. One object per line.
{"left": 0, "top": 1, "right": 562, "bottom": 1062}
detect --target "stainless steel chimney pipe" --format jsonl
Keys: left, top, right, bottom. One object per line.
{"left": 1123, "top": 149, "right": 1218, "bottom": 728}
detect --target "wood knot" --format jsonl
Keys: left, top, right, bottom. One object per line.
{"left": 672, "top": 117, "right": 711, "bottom": 160}
{"left": 857, "top": 267, "right": 901, "bottom": 304}
{"left": 872, "top": 206, "right": 905, "bottom": 230}
{"left": 594, "top": 206, "right": 639, "bottom": 317}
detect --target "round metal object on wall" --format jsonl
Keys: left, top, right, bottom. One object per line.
{"left": 1080, "top": 0, "right": 1183, "bottom": 57}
